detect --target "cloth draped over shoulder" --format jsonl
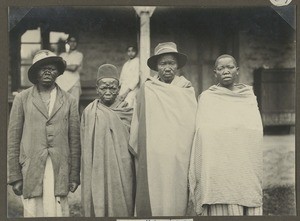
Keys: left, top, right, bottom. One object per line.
{"left": 130, "top": 75, "right": 197, "bottom": 216}
{"left": 81, "top": 99, "right": 134, "bottom": 217}
{"left": 189, "top": 84, "right": 263, "bottom": 215}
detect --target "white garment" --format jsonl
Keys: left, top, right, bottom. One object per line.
{"left": 119, "top": 57, "right": 140, "bottom": 107}
{"left": 189, "top": 85, "right": 263, "bottom": 215}
{"left": 201, "top": 204, "right": 262, "bottom": 216}
{"left": 56, "top": 50, "right": 83, "bottom": 92}
{"left": 48, "top": 87, "right": 57, "bottom": 115}
{"left": 21, "top": 87, "right": 69, "bottom": 217}
{"left": 22, "top": 158, "right": 69, "bottom": 217}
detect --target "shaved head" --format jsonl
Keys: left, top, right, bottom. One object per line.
{"left": 214, "top": 54, "right": 238, "bottom": 68}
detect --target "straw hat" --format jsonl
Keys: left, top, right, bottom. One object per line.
{"left": 147, "top": 42, "right": 187, "bottom": 71}
{"left": 28, "top": 50, "right": 66, "bottom": 84}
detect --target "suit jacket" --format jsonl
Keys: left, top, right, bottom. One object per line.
{"left": 7, "top": 84, "right": 81, "bottom": 199}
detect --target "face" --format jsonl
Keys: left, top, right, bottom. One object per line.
{"left": 214, "top": 57, "right": 239, "bottom": 88}
{"left": 68, "top": 37, "right": 77, "bottom": 51}
{"left": 36, "top": 64, "right": 59, "bottom": 88}
{"left": 157, "top": 54, "right": 178, "bottom": 84}
{"left": 127, "top": 47, "right": 137, "bottom": 59}
{"left": 96, "top": 78, "right": 120, "bottom": 106}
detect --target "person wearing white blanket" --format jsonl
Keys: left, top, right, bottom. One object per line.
{"left": 189, "top": 54, "right": 263, "bottom": 216}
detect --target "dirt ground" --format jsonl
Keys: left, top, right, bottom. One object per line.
{"left": 7, "top": 134, "right": 296, "bottom": 217}
{"left": 262, "top": 134, "right": 296, "bottom": 215}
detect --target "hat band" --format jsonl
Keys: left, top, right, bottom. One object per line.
{"left": 155, "top": 47, "right": 178, "bottom": 55}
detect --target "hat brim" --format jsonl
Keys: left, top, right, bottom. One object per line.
{"left": 147, "top": 52, "right": 188, "bottom": 71}
{"left": 28, "top": 56, "right": 66, "bottom": 84}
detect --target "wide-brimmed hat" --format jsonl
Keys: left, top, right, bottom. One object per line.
{"left": 28, "top": 50, "right": 66, "bottom": 84}
{"left": 147, "top": 42, "right": 187, "bottom": 71}
{"left": 97, "top": 64, "right": 119, "bottom": 83}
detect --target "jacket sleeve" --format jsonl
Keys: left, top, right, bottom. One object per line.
{"left": 7, "top": 93, "right": 24, "bottom": 184}
{"left": 68, "top": 96, "right": 81, "bottom": 185}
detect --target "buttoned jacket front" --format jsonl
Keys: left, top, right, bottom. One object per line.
{"left": 8, "top": 85, "right": 81, "bottom": 199}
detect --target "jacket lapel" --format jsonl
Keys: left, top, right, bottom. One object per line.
{"left": 31, "top": 86, "right": 49, "bottom": 119}
{"left": 48, "top": 86, "right": 64, "bottom": 120}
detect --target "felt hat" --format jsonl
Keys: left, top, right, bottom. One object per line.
{"left": 147, "top": 42, "right": 187, "bottom": 71}
{"left": 97, "top": 64, "right": 119, "bottom": 82}
{"left": 28, "top": 50, "right": 66, "bottom": 84}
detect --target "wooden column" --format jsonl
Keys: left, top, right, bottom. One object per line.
{"left": 9, "top": 29, "right": 21, "bottom": 93}
{"left": 41, "top": 24, "right": 50, "bottom": 50}
{"left": 134, "top": 7, "right": 155, "bottom": 83}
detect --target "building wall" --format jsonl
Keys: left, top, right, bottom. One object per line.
{"left": 73, "top": 9, "right": 138, "bottom": 88}
{"left": 238, "top": 17, "right": 296, "bottom": 85}
{"left": 78, "top": 31, "right": 136, "bottom": 85}
{"left": 8, "top": 7, "right": 296, "bottom": 102}
{"left": 150, "top": 8, "right": 243, "bottom": 97}
{"left": 149, "top": 7, "right": 296, "bottom": 98}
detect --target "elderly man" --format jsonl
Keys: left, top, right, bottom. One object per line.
{"left": 56, "top": 35, "right": 83, "bottom": 104}
{"left": 81, "top": 64, "right": 135, "bottom": 217}
{"left": 130, "top": 42, "right": 197, "bottom": 216}
{"left": 189, "top": 54, "right": 263, "bottom": 216}
{"left": 7, "top": 50, "right": 81, "bottom": 217}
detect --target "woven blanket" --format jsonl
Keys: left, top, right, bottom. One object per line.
{"left": 189, "top": 84, "right": 263, "bottom": 215}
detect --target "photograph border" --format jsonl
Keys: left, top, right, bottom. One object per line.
{"left": 0, "top": 0, "right": 299, "bottom": 220}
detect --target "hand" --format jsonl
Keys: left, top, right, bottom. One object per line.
{"left": 118, "top": 89, "right": 131, "bottom": 102}
{"left": 118, "top": 95, "right": 126, "bottom": 102}
{"left": 69, "top": 182, "right": 79, "bottom": 193}
{"left": 12, "top": 180, "right": 23, "bottom": 196}
{"left": 118, "top": 101, "right": 128, "bottom": 108}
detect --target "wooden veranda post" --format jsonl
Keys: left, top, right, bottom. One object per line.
{"left": 134, "top": 6, "right": 155, "bottom": 84}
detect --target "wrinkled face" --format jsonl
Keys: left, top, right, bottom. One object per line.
{"left": 127, "top": 47, "right": 137, "bottom": 59}
{"left": 68, "top": 37, "right": 77, "bottom": 51}
{"left": 214, "top": 57, "right": 239, "bottom": 88}
{"left": 96, "top": 78, "right": 120, "bottom": 106}
{"left": 157, "top": 54, "right": 178, "bottom": 84}
{"left": 37, "top": 63, "right": 59, "bottom": 88}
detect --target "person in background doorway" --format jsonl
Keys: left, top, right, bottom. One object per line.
{"left": 118, "top": 45, "right": 140, "bottom": 107}
{"left": 189, "top": 54, "right": 263, "bottom": 216}
{"left": 56, "top": 34, "right": 83, "bottom": 104}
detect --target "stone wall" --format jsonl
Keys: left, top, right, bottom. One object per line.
{"left": 238, "top": 17, "right": 296, "bottom": 85}
{"left": 78, "top": 32, "right": 136, "bottom": 85}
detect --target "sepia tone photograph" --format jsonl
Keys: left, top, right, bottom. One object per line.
{"left": 5, "top": 2, "right": 296, "bottom": 219}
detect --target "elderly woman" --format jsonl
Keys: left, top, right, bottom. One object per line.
{"left": 7, "top": 50, "right": 81, "bottom": 217}
{"left": 130, "top": 42, "right": 197, "bottom": 216}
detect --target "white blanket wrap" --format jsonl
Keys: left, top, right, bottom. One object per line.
{"left": 189, "top": 84, "right": 263, "bottom": 215}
